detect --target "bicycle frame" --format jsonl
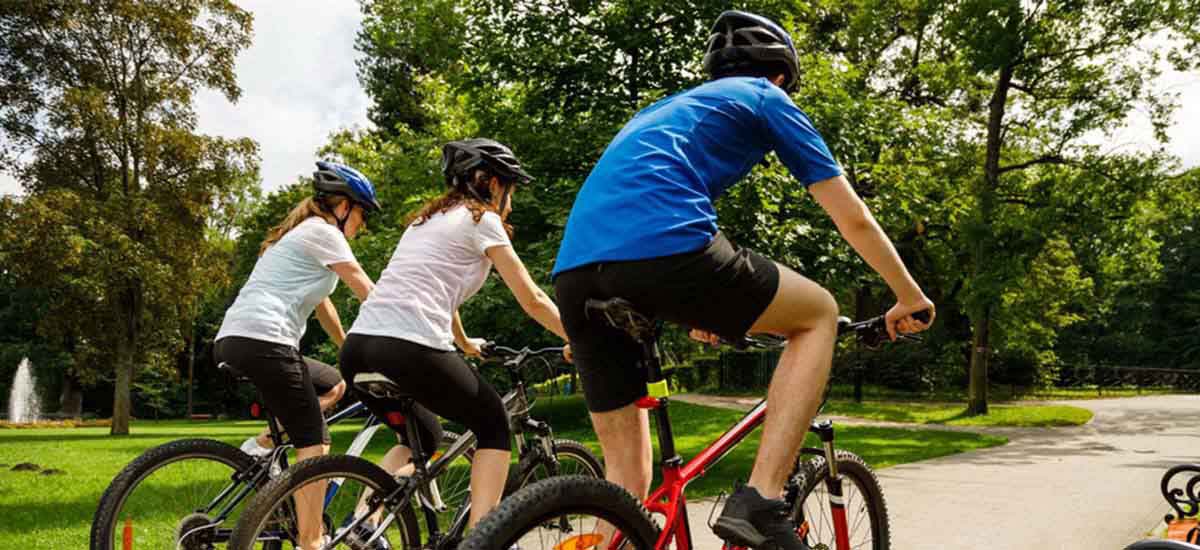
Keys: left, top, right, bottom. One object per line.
{"left": 333, "top": 347, "right": 566, "bottom": 550}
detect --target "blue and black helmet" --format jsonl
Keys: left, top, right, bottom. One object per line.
{"left": 313, "top": 161, "right": 381, "bottom": 212}
{"left": 702, "top": 10, "right": 800, "bottom": 92}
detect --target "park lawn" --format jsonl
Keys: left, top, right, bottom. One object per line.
{"left": 0, "top": 396, "right": 1005, "bottom": 549}
{"left": 821, "top": 400, "right": 1094, "bottom": 427}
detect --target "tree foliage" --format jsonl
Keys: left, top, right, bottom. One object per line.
{"left": 0, "top": 0, "right": 257, "bottom": 433}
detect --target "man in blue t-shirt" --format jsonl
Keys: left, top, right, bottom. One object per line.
{"left": 553, "top": 10, "right": 935, "bottom": 550}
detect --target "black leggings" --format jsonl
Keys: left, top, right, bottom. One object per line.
{"left": 340, "top": 333, "right": 512, "bottom": 451}
{"left": 214, "top": 336, "right": 343, "bottom": 447}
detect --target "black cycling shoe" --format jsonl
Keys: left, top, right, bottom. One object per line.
{"left": 338, "top": 514, "right": 392, "bottom": 550}
{"left": 712, "top": 485, "right": 809, "bottom": 550}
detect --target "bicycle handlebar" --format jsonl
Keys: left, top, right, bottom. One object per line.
{"left": 479, "top": 343, "right": 567, "bottom": 369}
{"left": 740, "top": 309, "right": 932, "bottom": 349}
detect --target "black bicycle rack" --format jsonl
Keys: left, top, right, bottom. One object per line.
{"left": 1163, "top": 464, "right": 1200, "bottom": 524}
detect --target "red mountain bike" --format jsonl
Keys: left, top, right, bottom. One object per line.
{"left": 463, "top": 297, "right": 927, "bottom": 550}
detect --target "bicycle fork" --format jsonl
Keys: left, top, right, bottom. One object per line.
{"left": 812, "top": 421, "right": 851, "bottom": 550}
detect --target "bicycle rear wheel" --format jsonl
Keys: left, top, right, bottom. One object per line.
{"left": 229, "top": 454, "right": 420, "bottom": 549}
{"left": 789, "top": 450, "right": 890, "bottom": 550}
{"left": 90, "top": 438, "right": 259, "bottom": 550}
{"left": 461, "top": 476, "right": 658, "bottom": 550}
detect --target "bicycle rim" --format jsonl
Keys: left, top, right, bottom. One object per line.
{"left": 794, "top": 455, "right": 889, "bottom": 550}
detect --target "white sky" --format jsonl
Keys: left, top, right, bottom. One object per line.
{"left": 0, "top": 6, "right": 1196, "bottom": 198}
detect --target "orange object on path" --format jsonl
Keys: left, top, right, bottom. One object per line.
{"left": 1167, "top": 518, "right": 1199, "bottom": 543}
{"left": 122, "top": 518, "right": 133, "bottom": 550}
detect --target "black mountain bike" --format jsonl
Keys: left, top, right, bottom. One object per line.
{"left": 229, "top": 344, "right": 604, "bottom": 550}
{"left": 90, "top": 362, "right": 425, "bottom": 550}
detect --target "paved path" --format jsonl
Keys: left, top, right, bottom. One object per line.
{"left": 672, "top": 393, "right": 1200, "bottom": 549}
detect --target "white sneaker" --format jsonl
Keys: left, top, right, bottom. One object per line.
{"left": 240, "top": 437, "right": 271, "bottom": 457}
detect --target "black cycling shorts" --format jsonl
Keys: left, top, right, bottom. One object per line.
{"left": 214, "top": 336, "right": 343, "bottom": 447}
{"left": 554, "top": 232, "right": 780, "bottom": 412}
{"left": 340, "top": 333, "right": 511, "bottom": 452}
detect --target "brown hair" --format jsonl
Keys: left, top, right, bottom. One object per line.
{"left": 259, "top": 195, "right": 349, "bottom": 255}
{"left": 407, "top": 172, "right": 514, "bottom": 237}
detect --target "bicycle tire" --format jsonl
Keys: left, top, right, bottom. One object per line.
{"left": 229, "top": 454, "right": 420, "bottom": 549}
{"left": 1126, "top": 542, "right": 1200, "bottom": 550}
{"left": 504, "top": 439, "right": 604, "bottom": 495}
{"left": 90, "top": 438, "right": 256, "bottom": 550}
{"left": 790, "top": 450, "right": 890, "bottom": 550}
{"left": 461, "top": 475, "right": 659, "bottom": 550}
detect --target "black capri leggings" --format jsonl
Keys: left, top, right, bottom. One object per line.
{"left": 340, "top": 333, "right": 512, "bottom": 452}
{"left": 214, "top": 336, "right": 344, "bottom": 447}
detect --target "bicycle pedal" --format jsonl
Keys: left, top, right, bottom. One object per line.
{"left": 707, "top": 490, "right": 727, "bottom": 529}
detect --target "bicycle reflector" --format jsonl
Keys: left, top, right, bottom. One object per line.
{"left": 553, "top": 534, "right": 603, "bottom": 550}
{"left": 122, "top": 518, "right": 132, "bottom": 550}
{"left": 250, "top": 403, "right": 261, "bottom": 418}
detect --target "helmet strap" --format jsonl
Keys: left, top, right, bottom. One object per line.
{"left": 458, "top": 173, "right": 493, "bottom": 206}
{"left": 498, "top": 183, "right": 513, "bottom": 217}
{"left": 318, "top": 194, "right": 351, "bottom": 233}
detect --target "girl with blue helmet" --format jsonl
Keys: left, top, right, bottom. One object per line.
{"left": 214, "top": 160, "right": 381, "bottom": 550}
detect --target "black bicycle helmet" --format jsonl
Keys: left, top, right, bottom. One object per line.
{"left": 441, "top": 138, "right": 533, "bottom": 186}
{"left": 702, "top": 10, "right": 800, "bottom": 92}
{"left": 312, "top": 161, "right": 382, "bottom": 212}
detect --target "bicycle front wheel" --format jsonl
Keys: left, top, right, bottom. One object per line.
{"left": 462, "top": 475, "right": 658, "bottom": 550}
{"left": 790, "top": 450, "right": 890, "bottom": 550}
{"left": 505, "top": 439, "right": 604, "bottom": 495}
{"left": 90, "top": 438, "right": 257, "bottom": 550}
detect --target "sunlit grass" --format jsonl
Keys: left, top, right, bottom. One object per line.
{"left": 821, "top": 401, "right": 1094, "bottom": 427}
{"left": 0, "top": 396, "right": 1005, "bottom": 548}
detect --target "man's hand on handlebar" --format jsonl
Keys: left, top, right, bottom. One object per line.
{"left": 562, "top": 344, "right": 573, "bottom": 364}
{"left": 885, "top": 297, "right": 936, "bottom": 342}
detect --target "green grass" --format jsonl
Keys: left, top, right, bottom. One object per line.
{"left": 0, "top": 396, "right": 1006, "bottom": 549}
{"left": 820, "top": 400, "right": 1094, "bottom": 427}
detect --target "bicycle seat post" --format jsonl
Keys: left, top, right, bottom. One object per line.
{"left": 584, "top": 298, "right": 682, "bottom": 467}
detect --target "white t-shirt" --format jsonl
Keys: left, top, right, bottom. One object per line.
{"left": 350, "top": 206, "right": 512, "bottom": 350}
{"left": 217, "top": 217, "right": 357, "bottom": 348}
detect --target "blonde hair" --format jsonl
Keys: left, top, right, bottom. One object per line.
{"left": 259, "top": 195, "right": 348, "bottom": 255}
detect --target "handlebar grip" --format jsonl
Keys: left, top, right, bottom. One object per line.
{"left": 480, "top": 341, "right": 496, "bottom": 357}
{"left": 911, "top": 310, "right": 932, "bottom": 324}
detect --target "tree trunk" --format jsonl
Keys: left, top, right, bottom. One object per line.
{"left": 853, "top": 285, "right": 873, "bottom": 403}
{"left": 111, "top": 286, "right": 140, "bottom": 435}
{"left": 967, "top": 306, "right": 991, "bottom": 414}
{"left": 59, "top": 371, "right": 83, "bottom": 418}
{"left": 111, "top": 341, "right": 133, "bottom": 435}
{"left": 186, "top": 327, "right": 195, "bottom": 419}
{"left": 966, "top": 64, "right": 1014, "bottom": 416}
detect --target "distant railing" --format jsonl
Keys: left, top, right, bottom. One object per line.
{"left": 678, "top": 350, "right": 1200, "bottom": 400}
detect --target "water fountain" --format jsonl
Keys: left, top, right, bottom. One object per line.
{"left": 7, "top": 358, "right": 41, "bottom": 423}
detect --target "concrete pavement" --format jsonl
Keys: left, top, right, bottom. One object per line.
{"left": 673, "top": 394, "right": 1200, "bottom": 549}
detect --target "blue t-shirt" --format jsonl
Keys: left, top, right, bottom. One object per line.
{"left": 553, "top": 77, "right": 843, "bottom": 275}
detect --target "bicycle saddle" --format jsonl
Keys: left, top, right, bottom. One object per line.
{"left": 585, "top": 297, "right": 656, "bottom": 344}
{"left": 352, "top": 372, "right": 413, "bottom": 401}
{"left": 216, "top": 362, "right": 251, "bottom": 383}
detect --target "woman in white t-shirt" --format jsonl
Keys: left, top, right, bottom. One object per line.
{"left": 214, "top": 161, "right": 379, "bottom": 550}
{"left": 341, "top": 139, "right": 570, "bottom": 541}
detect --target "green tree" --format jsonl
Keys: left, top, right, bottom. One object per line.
{"left": 0, "top": 0, "right": 257, "bottom": 434}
